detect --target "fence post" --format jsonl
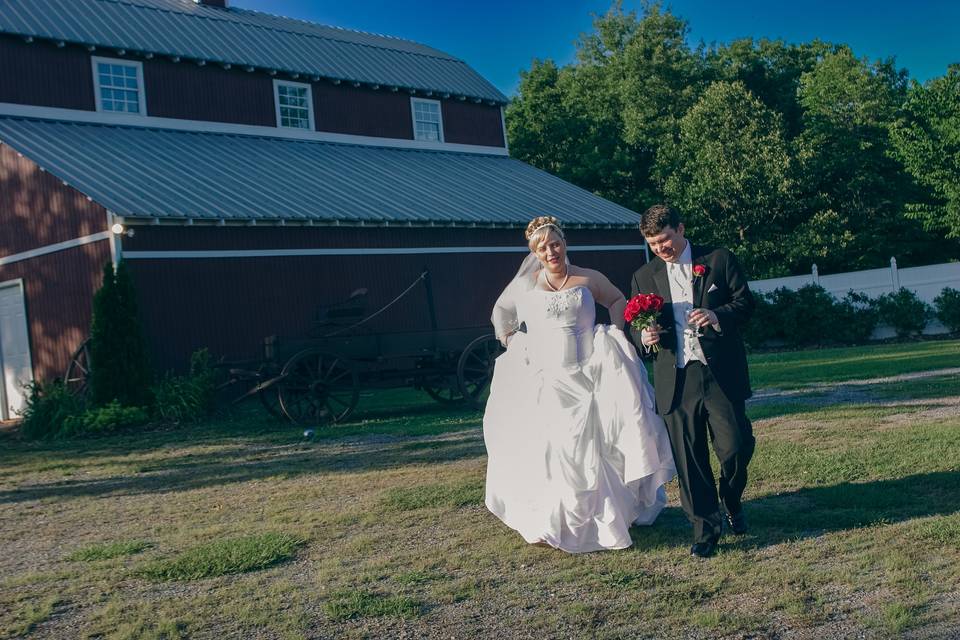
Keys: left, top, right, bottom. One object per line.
{"left": 811, "top": 263, "right": 819, "bottom": 286}
{"left": 890, "top": 257, "right": 900, "bottom": 292}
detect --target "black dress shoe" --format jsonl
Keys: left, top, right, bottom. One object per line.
{"left": 725, "top": 510, "right": 748, "bottom": 535}
{"left": 690, "top": 541, "right": 717, "bottom": 558}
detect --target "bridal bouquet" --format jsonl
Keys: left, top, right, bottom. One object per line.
{"left": 624, "top": 293, "right": 665, "bottom": 353}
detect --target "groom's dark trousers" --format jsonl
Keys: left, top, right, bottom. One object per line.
{"left": 631, "top": 245, "right": 756, "bottom": 545}
{"left": 663, "top": 361, "right": 754, "bottom": 543}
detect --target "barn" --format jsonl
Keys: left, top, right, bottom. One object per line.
{"left": 0, "top": 0, "right": 647, "bottom": 420}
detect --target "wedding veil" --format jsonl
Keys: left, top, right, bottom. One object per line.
{"left": 491, "top": 252, "right": 540, "bottom": 344}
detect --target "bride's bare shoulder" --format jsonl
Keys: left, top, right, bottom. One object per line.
{"left": 570, "top": 265, "right": 610, "bottom": 283}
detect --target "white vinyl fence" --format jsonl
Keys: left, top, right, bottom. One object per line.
{"left": 750, "top": 259, "right": 960, "bottom": 338}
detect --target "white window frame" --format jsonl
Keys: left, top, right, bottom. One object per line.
{"left": 273, "top": 79, "right": 315, "bottom": 130}
{"left": 91, "top": 56, "right": 147, "bottom": 116}
{"left": 410, "top": 97, "right": 444, "bottom": 142}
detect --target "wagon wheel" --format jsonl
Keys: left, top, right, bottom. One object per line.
{"left": 278, "top": 349, "right": 359, "bottom": 425}
{"left": 64, "top": 338, "right": 92, "bottom": 396}
{"left": 457, "top": 334, "right": 503, "bottom": 408}
{"left": 257, "top": 376, "right": 283, "bottom": 420}
{"left": 421, "top": 374, "right": 464, "bottom": 405}
{"left": 251, "top": 363, "right": 284, "bottom": 420}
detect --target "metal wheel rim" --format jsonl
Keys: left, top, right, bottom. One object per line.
{"left": 255, "top": 363, "right": 283, "bottom": 419}
{"left": 457, "top": 335, "right": 502, "bottom": 407}
{"left": 421, "top": 375, "right": 465, "bottom": 404}
{"left": 278, "top": 350, "right": 359, "bottom": 425}
{"left": 64, "top": 338, "right": 91, "bottom": 397}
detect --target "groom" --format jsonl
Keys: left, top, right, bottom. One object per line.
{"left": 630, "top": 204, "right": 756, "bottom": 559}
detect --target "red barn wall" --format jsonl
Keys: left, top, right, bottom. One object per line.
{"left": 122, "top": 226, "right": 647, "bottom": 371}
{"left": 312, "top": 83, "right": 414, "bottom": 139}
{"left": 144, "top": 60, "right": 277, "bottom": 126}
{"left": 0, "top": 143, "right": 111, "bottom": 380}
{"left": 0, "top": 35, "right": 507, "bottom": 147}
{"left": 0, "top": 37, "right": 95, "bottom": 111}
{"left": 442, "top": 101, "right": 504, "bottom": 147}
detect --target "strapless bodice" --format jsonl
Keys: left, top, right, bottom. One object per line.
{"left": 516, "top": 285, "right": 596, "bottom": 370}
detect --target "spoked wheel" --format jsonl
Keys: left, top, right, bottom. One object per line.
{"left": 249, "top": 363, "right": 284, "bottom": 420}
{"left": 257, "top": 377, "right": 283, "bottom": 420}
{"left": 457, "top": 334, "right": 503, "bottom": 408}
{"left": 278, "top": 349, "right": 359, "bottom": 425}
{"left": 64, "top": 338, "right": 92, "bottom": 396}
{"left": 420, "top": 374, "right": 464, "bottom": 405}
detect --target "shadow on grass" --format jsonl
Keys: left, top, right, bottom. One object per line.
{"left": 629, "top": 472, "right": 960, "bottom": 552}
{"left": 0, "top": 429, "right": 486, "bottom": 505}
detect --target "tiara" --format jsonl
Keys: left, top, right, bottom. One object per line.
{"left": 526, "top": 219, "right": 563, "bottom": 240}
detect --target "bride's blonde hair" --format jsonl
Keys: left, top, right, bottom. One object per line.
{"left": 525, "top": 216, "right": 565, "bottom": 250}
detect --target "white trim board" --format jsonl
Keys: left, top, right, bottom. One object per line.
{"left": 0, "top": 103, "right": 510, "bottom": 156}
{"left": 122, "top": 244, "right": 647, "bottom": 259}
{"left": 0, "top": 231, "right": 112, "bottom": 267}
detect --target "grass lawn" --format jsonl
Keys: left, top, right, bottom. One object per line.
{"left": 748, "top": 338, "right": 960, "bottom": 389}
{"left": 1, "top": 340, "right": 958, "bottom": 639}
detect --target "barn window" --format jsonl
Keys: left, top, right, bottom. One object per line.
{"left": 274, "top": 80, "right": 314, "bottom": 130}
{"left": 92, "top": 57, "right": 146, "bottom": 115}
{"left": 411, "top": 98, "right": 444, "bottom": 142}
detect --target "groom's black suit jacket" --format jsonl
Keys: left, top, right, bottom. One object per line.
{"left": 629, "top": 244, "right": 755, "bottom": 414}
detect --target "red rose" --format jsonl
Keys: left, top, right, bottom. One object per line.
{"left": 692, "top": 264, "right": 707, "bottom": 278}
{"left": 624, "top": 293, "right": 665, "bottom": 352}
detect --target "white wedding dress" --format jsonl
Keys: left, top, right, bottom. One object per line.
{"left": 484, "top": 285, "right": 676, "bottom": 553}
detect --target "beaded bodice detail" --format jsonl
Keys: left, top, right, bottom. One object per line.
{"left": 544, "top": 286, "right": 583, "bottom": 318}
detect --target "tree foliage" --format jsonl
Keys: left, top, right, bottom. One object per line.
{"left": 658, "top": 81, "right": 792, "bottom": 276}
{"left": 791, "top": 49, "right": 925, "bottom": 272}
{"left": 890, "top": 65, "right": 960, "bottom": 240}
{"left": 505, "top": 2, "right": 960, "bottom": 279}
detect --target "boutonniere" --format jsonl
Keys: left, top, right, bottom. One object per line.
{"left": 692, "top": 264, "right": 707, "bottom": 279}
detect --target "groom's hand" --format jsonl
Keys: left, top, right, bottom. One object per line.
{"left": 689, "top": 308, "right": 720, "bottom": 332}
{"left": 641, "top": 324, "right": 662, "bottom": 348}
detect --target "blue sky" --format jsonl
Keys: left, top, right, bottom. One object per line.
{"left": 238, "top": 0, "right": 959, "bottom": 96}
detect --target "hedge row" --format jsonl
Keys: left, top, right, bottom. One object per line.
{"left": 744, "top": 285, "right": 960, "bottom": 349}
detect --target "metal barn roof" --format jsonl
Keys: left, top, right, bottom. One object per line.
{"left": 0, "top": 116, "right": 640, "bottom": 227}
{"left": 0, "top": 0, "right": 507, "bottom": 104}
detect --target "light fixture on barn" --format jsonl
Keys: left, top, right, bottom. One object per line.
{"left": 111, "top": 222, "right": 135, "bottom": 238}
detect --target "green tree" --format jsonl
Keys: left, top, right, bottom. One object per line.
{"left": 890, "top": 65, "right": 960, "bottom": 240}
{"left": 506, "top": 1, "right": 705, "bottom": 212}
{"left": 705, "top": 38, "right": 834, "bottom": 139}
{"left": 89, "top": 261, "right": 153, "bottom": 407}
{"left": 791, "top": 48, "right": 926, "bottom": 271}
{"left": 657, "top": 81, "right": 793, "bottom": 277}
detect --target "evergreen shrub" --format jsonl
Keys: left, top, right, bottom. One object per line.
{"left": 89, "top": 262, "right": 153, "bottom": 407}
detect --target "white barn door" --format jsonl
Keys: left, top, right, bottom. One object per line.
{"left": 0, "top": 280, "right": 33, "bottom": 420}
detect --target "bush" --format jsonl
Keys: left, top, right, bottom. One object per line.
{"left": 934, "top": 287, "right": 960, "bottom": 333}
{"left": 744, "top": 285, "right": 882, "bottom": 349}
{"left": 89, "top": 261, "right": 153, "bottom": 407}
{"left": 151, "top": 349, "right": 217, "bottom": 423}
{"left": 60, "top": 401, "right": 150, "bottom": 438}
{"left": 18, "top": 380, "right": 86, "bottom": 439}
{"left": 876, "top": 289, "right": 932, "bottom": 338}
{"left": 778, "top": 285, "right": 840, "bottom": 348}
{"left": 834, "top": 291, "right": 880, "bottom": 344}
{"left": 743, "top": 291, "right": 779, "bottom": 349}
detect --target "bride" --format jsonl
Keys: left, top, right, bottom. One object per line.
{"left": 483, "top": 216, "right": 676, "bottom": 553}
